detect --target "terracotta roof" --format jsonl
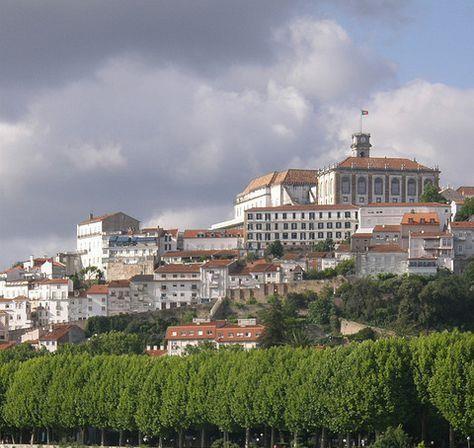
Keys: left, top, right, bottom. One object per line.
{"left": 79, "top": 212, "right": 118, "bottom": 225}
{"left": 108, "top": 279, "right": 130, "bottom": 288}
{"left": 337, "top": 156, "right": 436, "bottom": 171}
{"left": 201, "top": 259, "right": 236, "bottom": 269}
{"left": 457, "top": 186, "right": 474, "bottom": 197}
{"left": 40, "top": 324, "right": 82, "bottom": 342}
{"left": 240, "top": 169, "right": 317, "bottom": 196}
{"left": 145, "top": 349, "right": 167, "bottom": 357}
{"left": 410, "top": 231, "right": 452, "bottom": 238}
{"left": 373, "top": 225, "right": 401, "bottom": 233}
{"left": 336, "top": 244, "right": 351, "bottom": 253}
{"left": 155, "top": 264, "right": 202, "bottom": 274}
{"left": 183, "top": 229, "right": 243, "bottom": 238}
{"left": 0, "top": 342, "right": 17, "bottom": 351}
{"left": 306, "top": 251, "right": 330, "bottom": 258}
{"left": 165, "top": 228, "right": 179, "bottom": 237}
{"left": 86, "top": 284, "right": 109, "bottom": 294}
{"left": 248, "top": 262, "right": 280, "bottom": 273}
{"left": 368, "top": 244, "right": 407, "bottom": 253}
{"left": 37, "top": 278, "right": 70, "bottom": 285}
{"left": 364, "top": 202, "right": 448, "bottom": 208}
{"left": 0, "top": 295, "right": 29, "bottom": 303}
{"left": 165, "top": 321, "right": 264, "bottom": 343}
{"left": 247, "top": 204, "right": 357, "bottom": 212}
{"left": 163, "top": 249, "right": 239, "bottom": 259}
{"left": 450, "top": 221, "right": 474, "bottom": 229}
{"left": 401, "top": 212, "right": 440, "bottom": 225}
{"left": 352, "top": 233, "right": 373, "bottom": 238}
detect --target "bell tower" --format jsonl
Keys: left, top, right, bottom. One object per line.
{"left": 351, "top": 132, "right": 371, "bottom": 158}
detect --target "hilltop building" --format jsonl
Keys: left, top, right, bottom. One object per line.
{"left": 317, "top": 133, "right": 440, "bottom": 205}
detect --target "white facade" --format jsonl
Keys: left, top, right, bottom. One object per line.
{"left": 154, "top": 265, "right": 201, "bottom": 309}
{"left": 76, "top": 212, "right": 140, "bottom": 274}
{"left": 183, "top": 230, "right": 243, "bottom": 251}
{"left": 355, "top": 246, "right": 408, "bottom": 276}
{"left": 359, "top": 203, "right": 451, "bottom": 230}
{"left": 245, "top": 204, "right": 358, "bottom": 252}
{"left": 0, "top": 297, "right": 33, "bottom": 330}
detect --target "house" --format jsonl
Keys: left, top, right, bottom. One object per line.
{"left": 457, "top": 186, "right": 474, "bottom": 199}
{"left": 182, "top": 229, "right": 243, "bottom": 251}
{"left": 400, "top": 212, "right": 441, "bottom": 248}
{"left": 165, "top": 319, "right": 264, "bottom": 355}
{"left": 85, "top": 284, "right": 108, "bottom": 318}
{"left": 107, "top": 280, "right": 131, "bottom": 316}
{"left": 449, "top": 221, "right": 474, "bottom": 273}
{"left": 37, "top": 324, "right": 85, "bottom": 352}
{"left": 200, "top": 259, "right": 238, "bottom": 301}
{"left": 355, "top": 244, "right": 408, "bottom": 277}
{"left": 154, "top": 264, "right": 201, "bottom": 309}
{"left": 76, "top": 212, "right": 140, "bottom": 276}
{"left": 408, "top": 231, "right": 454, "bottom": 272}
{"left": 130, "top": 275, "right": 156, "bottom": 313}
{"left": 0, "top": 297, "right": 33, "bottom": 330}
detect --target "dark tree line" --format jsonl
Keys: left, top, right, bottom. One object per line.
{"left": 0, "top": 332, "right": 472, "bottom": 448}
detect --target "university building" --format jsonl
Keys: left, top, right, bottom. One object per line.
{"left": 317, "top": 133, "right": 440, "bottom": 205}
{"left": 244, "top": 204, "right": 358, "bottom": 251}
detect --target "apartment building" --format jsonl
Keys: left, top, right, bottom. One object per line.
{"left": 165, "top": 319, "right": 264, "bottom": 355}
{"left": 154, "top": 264, "right": 201, "bottom": 309}
{"left": 245, "top": 204, "right": 358, "bottom": 252}
{"left": 182, "top": 229, "right": 243, "bottom": 251}
{"left": 0, "top": 297, "right": 33, "bottom": 330}
{"left": 449, "top": 221, "right": 474, "bottom": 273}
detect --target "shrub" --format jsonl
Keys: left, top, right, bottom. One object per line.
{"left": 371, "top": 426, "right": 410, "bottom": 448}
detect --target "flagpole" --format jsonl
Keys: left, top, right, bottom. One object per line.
{"left": 360, "top": 111, "right": 362, "bottom": 133}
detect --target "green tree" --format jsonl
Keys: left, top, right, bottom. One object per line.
{"left": 265, "top": 240, "right": 284, "bottom": 259}
{"left": 371, "top": 425, "right": 411, "bottom": 448}
{"left": 312, "top": 238, "right": 335, "bottom": 252}
{"left": 419, "top": 184, "right": 447, "bottom": 203}
{"left": 429, "top": 337, "right": 474, "bottom": 437}
{"left": 259, "top": 295, "right": 288, "bottom": 348}
{"left": 454, "top": 197, "right": 474, "bottom": 221}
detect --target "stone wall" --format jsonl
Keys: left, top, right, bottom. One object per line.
{"left": 106, "top": 261, "right": 155, "bottom": 281}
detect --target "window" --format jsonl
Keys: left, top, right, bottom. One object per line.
{"left": 341, "top": 176, "right": 351, "bottom": 194}
{"left": 374, "top": 177, "right": 384, "bottom": 195}
{"left": 283, "top": 223, "right": 289, "bottom": 230}
{"left": 318, "top": 232, "right": 324, "bottom": 239}
{"left": 345, "top": 222, "right": 351, "bottom": 228}
{"left": 336, "top": 232, "right": 342, "bottom": 239}
{"left": 291, "top": 223, "right": 297, "bottom": 230}
{"left": 336, "top": 222, "right": 342, "bottom": 228}
{"left": 291, "top": 233, "right": 297, "bottom": 239}
{"left": 318, "top": 222, "right": 324, "bottom": 229}
{"left": 274, "top": 233, "right": 280, "bottom": 240}
{"left": 391, "top": 178, "right": 400, "bottom": 195}
{"left": 301, "top": 223, "right": 306, "bottom": 230}
{"left": 357, "top": 177, "right": 367, "bottom": 194}
{"left": 282, "top": 233, "right": 289, "bottom": 240}
{"left": 282, "top": 213, "right": 287, "bottom": 219}
{"left": 248, "top": 213, "right": 253, "bottom": 220}
{"left": 256, "top": 213, "right": 262, "bottom": 220}
{"left": 309, "top": 232, "right": 315, "bottom": 240}
{"left": 327, "top": 222, "right": 333, "bottom": 229}
{"left": 327, "top": 232, "right": 333, "bottom": 239}
{"left": 407, "top": 178, "right": 417, "bottom": 196}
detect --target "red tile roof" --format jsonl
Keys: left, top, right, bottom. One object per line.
{"left": 352, "top": 233, "right": 373, "bottom": 238}
{"left": 163, "top": 249, "right": 239, "bottom": 259}
{"left": 456, "top": 186, "right": 474, "bottom": 197}
{"left": 86, "top": 284, "right": 109, "bottom": 294}
{"left": 372, "top": 225, "right": 401, "bottom": 232}
{"left": 0, "top": 342, "right": 17, "bottom": 351}
{"left": 368, "top": 244, "right": 407, "bottom": 253}
{"left": 40, "top": 324, "right": 82, "bottom": 342}
{"left": 450, "top": 221, "right": 474, "bottom": 229}
{"left": 37, "top": 278, "right": 70, "bottom": 285}
{"left": 79, "top": 212, "right": 118, "bottom": 225}
{"left": 201, "top": 259, "right": 236, "bottom": 269}
{"left": 337, "top": 156, "right": 435, "bottom": 171}
{"left": 401, "top": 212, "right": 440, "bottom": 225}
{"left": 108, "top": 279, "right": 130, "bottom": 288}
{"left": 145, "top": 349, "right": 167, "bottom": 357}
{"left": 410, "top": 231, "right": 452, "bottom": 238}
{"left": 364, "top": 202, "right": 447, "bottom": 208}
{"left": 247, "top": 204, "right": 357, "bottom": 212}
{"left": 240, "top": 169, "right": 317, "bottom": 196}
{"left": 155, "top": 264, "right": 202, "bottom": 274}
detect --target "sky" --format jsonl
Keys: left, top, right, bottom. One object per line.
{"left": 1, "top": 0, "right": 473, "bottom": 268}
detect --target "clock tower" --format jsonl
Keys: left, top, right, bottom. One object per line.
{"left": 351, "top": 132, "right": 371, "bottom": 158}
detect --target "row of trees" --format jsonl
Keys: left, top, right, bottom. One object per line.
{"left": 0, "top": 332, "right": 472, "bottom": 448}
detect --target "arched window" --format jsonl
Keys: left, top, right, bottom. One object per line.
{"left": 374, "top": 177, "right": 384, "bottom": 195}
{"left": 407, "top": 178, "right": 416, "bottom": 196}
{"left": 391, "top": 178, "right": 400, "bottom": 195}
{"left": 341, "top": 176, "right": 350, "bottom": 195}
{"left": 357, "top": 177, "right": 367, "bottom": 195}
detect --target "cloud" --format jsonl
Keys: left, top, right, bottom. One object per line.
{"left": 321, "top": 80, "right": 474, "bottom": 185}
{"left": 0, "top": 10, "right": 472, "bottom": 268}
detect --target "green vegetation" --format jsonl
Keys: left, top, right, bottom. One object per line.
{"left": 455, "top": 197, "right": 474, "bottom": 221}
{"left": 0, "top": 333, "right": 471, "bottom": 448}
{"left": 264, "top": 240, "right": 284, "bottom": 259}
{"left": 304, "top": 258, "right": 355, "bottom": 280}
{"left": 312, "top": 238, "right": 335, "bottom": 252}
{"left": 419, "top": 184, "right": 447, "bottom": 203}
{"left": 337, "top": 265, "right": 474, "bottom": 333}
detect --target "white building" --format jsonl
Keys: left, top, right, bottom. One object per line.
{"left": 107, "top": 280, "right": 131, "bottom": 316}
{"left": 450, "top": 221, "right": 474, "bottom": 273}
{"left": 154, "top": 264, "right": 201, "bottom": 309}
{"left": 408, "top": 231, "right": 454, "bottom": 273}
{"left": 165, "top": 319, "right": 264, "bottom": 356}
{"left": 0, "top": 297, "right": 33, "bottom": 330}
{"left": 85, "top": 284, "right": 109, "bottom": 318}
{"left": 130, "top": 275, "right": 157, "bottom": 313}
{"left": 358, "top": 202, "right": 451, "bottom": 231}
{"left": 76, "top": 212, "right": 140, "bottom": 275}
{"left": 182, "top": 229, "right": 243, "bottom": 251}
{"left": 212, "top": 169, "right": 318, "bottom": 229}
{"left": 245, "top": 204, "right": 359, "bottom": 252}
{"left": 355, "top": 244, "right": 408, "bottom": 277}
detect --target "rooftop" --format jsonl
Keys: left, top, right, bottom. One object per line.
{"left": 337, "top": 156, "right": 436, "bottom": 171}
{"left": 368, "top": 244, "right": 407, "bottom": 253}
{"left": 401, "top": 212, "right": 440, "bottom": 226}
{"left": 154, "top": 264, "right": 202, "bottom": 274}
{"left": 247, "top": 204, "right": 358, "bottom": 212}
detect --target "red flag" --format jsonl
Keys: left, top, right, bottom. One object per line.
{"left": 361, "top": 110, "right": 368, "bottom": 115}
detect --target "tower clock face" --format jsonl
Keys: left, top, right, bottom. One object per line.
{"left": 360, "top": 136, "right": 367, "bottom": 143}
